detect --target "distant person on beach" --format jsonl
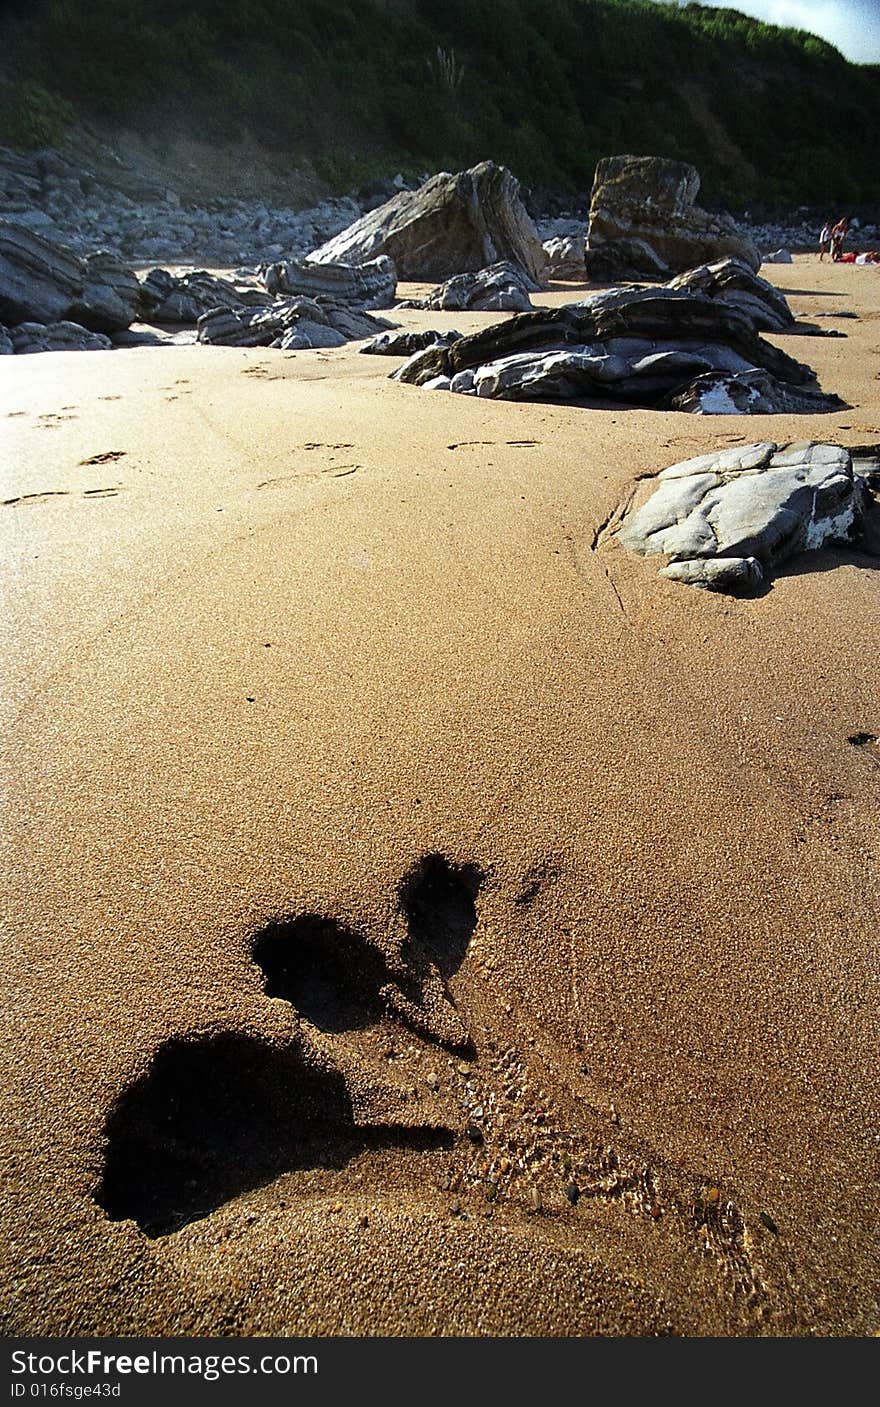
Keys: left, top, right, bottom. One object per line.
{"left": 819, "top": 220, "right": 832, "bottom": 260}
{"left": 830, "top": 217, "right": 849, "bottom": 261}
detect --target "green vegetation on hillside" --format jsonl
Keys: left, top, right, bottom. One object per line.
{"left": 0, "top": 0, "right": 877, "bottom": 209}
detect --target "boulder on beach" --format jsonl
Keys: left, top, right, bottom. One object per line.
{"left": 307, "top": 162, "right": 548, "bottom": 286}
{"left": 390, "top": 284, "right": 838, "bottom": 413}
{"left": 0, "top": 221, "right": 138, "bottom": 333}
{"left": 586, "top": 155, "right": 761, "bottom": 278}
{"left": 262, "top": 255, "right": 396, "bottom": 308}
{"left": 616, "top": 440, "right": 878, "bottom": 593}
{"left": 9, "top": 320, "right": 113, "bottom": 354}
{"left": 360, "top": 328, "right": 463, "bottom": 356}
{"left": 398, "top": 261, "right": 537, "bottom": 313}
{"left": 542, "top": 231, "right": 587, "bottom": 279}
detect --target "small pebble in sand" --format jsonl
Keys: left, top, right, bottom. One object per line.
{"left": 760, "top": 1210, "right": 779, "bottom": 1235}
{"left": 529, "top": 1186, "right": 542, "bottom": 1213}
{"left": 449, "top": 1200, "right": 461, "bottom": 1216}
{"left": 457, "top": 1062, "right": 471, "bottom": 1076}
{"left": 426, "top": 1071, "right": 440, "bottom": 1090}
{"left": 466, "top": 1124, "right": 483, "bottom": 1144}
{"left": 565, "top": 1183, "right": 580, "bottom": 1206}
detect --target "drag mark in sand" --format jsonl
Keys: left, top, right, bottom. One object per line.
{"left": 3, "top": 487, "right": 123, "bottom": 507}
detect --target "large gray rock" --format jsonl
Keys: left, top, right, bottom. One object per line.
{"left": 587, "top": 155, "right": 761, "bottom": 278}
{"left": 0, "top": 220, "right": 83, "bottom": 324}
{"left": 0, "top": 221, "right": 139, "bottom": 333}
{"left": 616, "top": 440, "right": 876, "bottom": 592}
{"left": 263, "top": 254, "right": 396, "bottom": 308}
{"left": 398, "top": 260, "right": 536, "bottom": 313}
{"left": 75, "top": 251, "right": 142, "bottom": 332}
{"left": 390, "top": 285, "right": 838, "bottom": 413}
{"left": 308, "top": 162, "right": 547, "bottom": 285}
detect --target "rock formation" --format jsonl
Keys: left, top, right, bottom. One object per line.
{"left": 666, "top": 258, "right": 793, "bottom": 333}
{"left": 138, "top": 269, "right": 270, "bottom": 324}
{"left": 360, "top": 329, "right": 462, "bottom": 356}
{"left": 307, "top": 162, "right": 548, "bottom": 285}
{"left": 586, "top": 155, "right": 761, "bottom": 279}
{"left": 542, "top": 231, "right": 586, "bottom": 279}
{"left": 397, "top": 261, "right": 536, "bottom": 313}
{"left": 390, "top": 285, "right": 839, "bottom": 413}
{"left": 262, "top": 255, "right": 396, "bottom": 308}
{"left": 6, "top": 320, "right": 113, "bottom": 354}
{"left": 0, "top": 221, "right": 139, "bottom": 331}
{"left": 197, "top": 297, "right": 393, "bottom": 350}
{"left": 615, "top": 441, "right": 878, "bottom": 592}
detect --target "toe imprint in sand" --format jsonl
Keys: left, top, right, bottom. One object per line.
{"left": 252, "top": 914, "right": 393, "bottom": 1033}
{"left": 397, "top": 854, "right": 484, "bottom": 982}
{"left": 96, "top": 1033, "right": 452, "bottom": 1237}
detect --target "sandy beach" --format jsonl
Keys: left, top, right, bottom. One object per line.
{"left": 1, "top": 256, "right": 878, "bottom": 1336}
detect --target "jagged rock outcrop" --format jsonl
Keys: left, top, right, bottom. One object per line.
{"left": 397, "top": 261, "right": 536, "bottom": 313}
{"left": 666, "top": 258, "right": 793, "bottom": 333}
{"left": 138, "top": 269, "right": 270, "bottom": 324}
{"left": 307, "top": 162, "right": 548, "bottom": 285}
{"left": 197, "top": 296, "right": 393, "bottom": 349}
{"left": 587, "top": 156, "right": 761, "bottom": 279}
{"left": 616, "top": 441, "right": 877, "bottom": 593}
{"left": 75, "top": 251, "right": 142, "bottom": 332}
{"left": 262, "top": 255, "right": 396, "bottom": 308}
{"left": 9, "top": 320, "right": 113, "bottom": 354}
{"left": 390, "top": 285, "right": 838, "bottom": 412}
{"left": 0, "top": 324, "right": 14, "bottom": 354}
{"left": 0, "top": 221, "right": 139, "bottom": 332}
{"left": 0, "top": 220, "right": 84, "bottom": 324}
{"left": 542, "top": 232, "right": 586, "bottom": 279}
{"left": 360, "top": 328, "right": 462, "bottom": 356}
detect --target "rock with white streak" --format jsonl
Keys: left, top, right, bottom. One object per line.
{"left": 616, "top": 440, "right": 875, "bottom": 593}
{"left": 390, "top": 285, "right": 838, "bottom": 413}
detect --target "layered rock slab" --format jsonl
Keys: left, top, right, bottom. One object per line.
{"left": 307, "top": 162, "right": 547, "bottom": 285}
{"left": 0, "top": 221, "right": 139, "bottom": 331}
{"left": 616, "top": 441, "right": 878, "bottom": 592}
{"left": 390, "top": 286, "right": 838, "bottom": 412}
{"left": 197, "top": 297, "right": 392, "bottom": 350}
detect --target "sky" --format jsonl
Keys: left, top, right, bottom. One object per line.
{"left": 654, "top": 0, "right": 880, "bottom": 63}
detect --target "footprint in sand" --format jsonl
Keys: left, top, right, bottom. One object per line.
{"left": 93, "top": 852, "right": 765, "bottom": 1314}
{"left": 79, "top": 451, "right": 126, "bottom": 466}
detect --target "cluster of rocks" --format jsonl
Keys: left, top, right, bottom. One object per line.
{"left": 616, "top": 441, "right": 880, "bottom": 594}
{"left": 197, "top": 297, "right": 391, "bottom": 350}
{"left": 390, "top": 260, "right": 840, "bottom": 415}
{"left": 0, "top": 144, "right": 365, "bottom": 266}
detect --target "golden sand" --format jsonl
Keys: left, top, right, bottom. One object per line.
{"left": 1, "top": 258, "right": 878, "bottom": 1336}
